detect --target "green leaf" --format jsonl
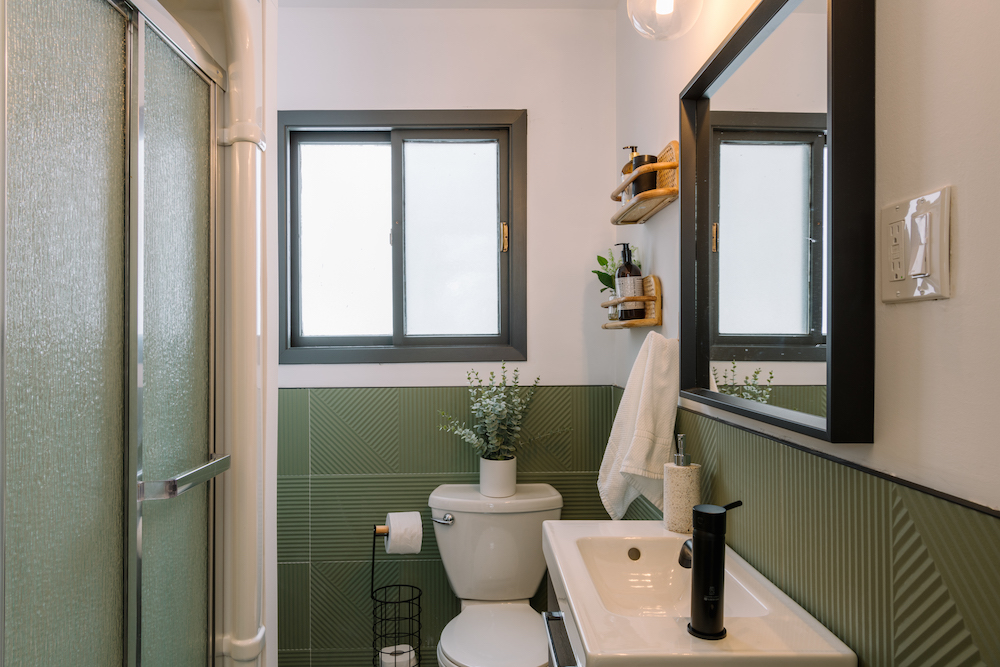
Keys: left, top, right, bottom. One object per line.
{"left": 596, "top": 272, "right": 616, "bottom": 290}
{"left": 597, "top": 255, "right": 608, "bottom": 267}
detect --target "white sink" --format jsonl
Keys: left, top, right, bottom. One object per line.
{"left": 542, "top": 521, "right": 856, "bottom": 666}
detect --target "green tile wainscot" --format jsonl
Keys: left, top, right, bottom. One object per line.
{"left": 278, "top": 385, "right": 1000, "bottom": 667}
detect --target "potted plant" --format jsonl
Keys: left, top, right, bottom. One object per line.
{"left": 439, "top": 363, "right": 549, "bottom": 497}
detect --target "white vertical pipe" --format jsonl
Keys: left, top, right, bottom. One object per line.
{"left": 221, "top": 0, "right": 265, "bottom": 663}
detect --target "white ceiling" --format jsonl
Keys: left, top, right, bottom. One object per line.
{"left": 277, "top": 0, "right": 619, "bottom": 8}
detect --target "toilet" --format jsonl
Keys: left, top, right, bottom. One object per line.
{"left": 428, "top": 483, "right": 563, "bottom": 667}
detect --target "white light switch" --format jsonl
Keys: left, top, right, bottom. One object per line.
{"left": 881, "top": 187, "right": 951, "bottom": 303}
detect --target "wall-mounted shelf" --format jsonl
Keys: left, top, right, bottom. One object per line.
{"left": 611, "top": 142, "right": 679, "bottom": 226}
{"left": 601, "top": 275, "right": 662, "bottom": 329}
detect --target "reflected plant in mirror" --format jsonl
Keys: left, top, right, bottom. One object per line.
{"left": 712, "top": 360, "right": 773, "bottom": 405}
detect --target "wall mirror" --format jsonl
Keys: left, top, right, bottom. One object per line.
{"left": 679, "top": 0, "right": 875, "bottom": 442}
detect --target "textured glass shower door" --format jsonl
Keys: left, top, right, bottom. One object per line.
{"left": 4, "top": 0, "right": 128, "bottom": 662}
{"left": 133, "top": 19, "right": 221, "bottom": 667}
{"left": 4, "top": 2, "right": 224, "bottom": 664}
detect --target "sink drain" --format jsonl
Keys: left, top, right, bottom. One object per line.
{"left": 627, "top": 547, "right": 641, "bottom": 561}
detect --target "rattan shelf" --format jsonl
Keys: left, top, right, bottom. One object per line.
{"left": 611, "top": 142, "right": 679, "bottom": 225}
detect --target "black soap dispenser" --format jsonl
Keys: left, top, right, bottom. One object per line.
{"left": 615, "top": 243, "right": 644, "bottom": 321}
{"left": 688, "top": 500, "right": 743, "bottom": 640}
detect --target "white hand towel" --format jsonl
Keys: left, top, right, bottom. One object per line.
{"left": 598, "top": 332, "right": 680, "bottom": 520}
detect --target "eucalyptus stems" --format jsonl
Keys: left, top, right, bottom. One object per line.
{"left": 439, "top": 363, "right": 567, "bottom": 461}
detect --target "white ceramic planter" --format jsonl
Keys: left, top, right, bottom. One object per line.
{"left": 479, "top": 457, "right": 517, "bottom": 498}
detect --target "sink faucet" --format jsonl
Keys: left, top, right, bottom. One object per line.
{"left": 678, "top": 500, "right": 742, "bottom": 640}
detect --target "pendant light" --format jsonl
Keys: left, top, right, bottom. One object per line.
{"left": 626, "top": 0, "right": 704, "bottom": 41}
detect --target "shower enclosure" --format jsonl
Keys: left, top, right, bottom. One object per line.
{"left": 2, "top": 0, "right": 234, "bottom": 664}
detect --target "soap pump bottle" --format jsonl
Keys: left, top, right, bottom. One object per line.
{"left": 620, "top": 146, "right": 639, "bottom": 204}
{"left": 615, "top": 243, "right": 644, "bottom": 321}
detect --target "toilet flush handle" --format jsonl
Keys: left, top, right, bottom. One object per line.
{"left": 432, "top": 513, "right": 454, "bottom": 526}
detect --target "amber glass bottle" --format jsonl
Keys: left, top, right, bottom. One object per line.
{"left": 615, "top": 243, "right": 644, "bottom": 321}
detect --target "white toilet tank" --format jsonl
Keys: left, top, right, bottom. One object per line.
{"left": 429, "top": 483, "right": 562, "bottom": 601}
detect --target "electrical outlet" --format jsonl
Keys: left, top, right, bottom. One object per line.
{"left": 888, "top": 220, "right": 905, "bottom": 281}
{"left": 881, "top": 187, "right": 951, "bottom": 303}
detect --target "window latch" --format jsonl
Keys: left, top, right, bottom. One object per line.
{"left": 501, "top": 221, "right": 509, "bottom": 253}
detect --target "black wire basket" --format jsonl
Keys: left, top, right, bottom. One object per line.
{"left": 371, "top": 528, "right": 422, "bottom": 667}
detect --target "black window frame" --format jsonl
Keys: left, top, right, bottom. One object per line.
{"left": 708, "top": 111, "right": 828, "bottom": 362}
{"left": 278, "top": 110, "right": 527, "bottom": 364}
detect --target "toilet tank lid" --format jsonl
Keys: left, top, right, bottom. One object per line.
{"left": 429, "top": 483, "right": 563, "bottom": 513}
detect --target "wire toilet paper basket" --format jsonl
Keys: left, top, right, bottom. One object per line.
{"left": 372, "top": 524, "right": 422, "bottom": 666}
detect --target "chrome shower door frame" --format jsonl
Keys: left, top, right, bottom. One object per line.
{"left": 123, "top": 3, "right": 227, "bottom": 666}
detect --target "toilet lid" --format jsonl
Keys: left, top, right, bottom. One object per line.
{"left": 440, "top": 604, "right": 548, "bottom": 667}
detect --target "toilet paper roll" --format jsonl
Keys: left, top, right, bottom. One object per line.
{"left": 384, "top": 512, "right": 423, "bottom": 554}
{"left": 663, "top": 463, "right": 701, "bottom": 534}
{"left": 379, "top": 644, "right": 416, "bottom": 667}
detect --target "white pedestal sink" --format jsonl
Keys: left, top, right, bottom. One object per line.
{"left": 542, "top": 521, "right": 856, "bottom": 666}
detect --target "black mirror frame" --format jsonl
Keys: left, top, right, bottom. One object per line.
{"left": 679, "top": 0, "right": 875, "bottom": 443}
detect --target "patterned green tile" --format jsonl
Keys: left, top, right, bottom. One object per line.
{"left": 279, "top": 388, "right": 310, "bottom": 476}
{"left": 674, "top": 409, "right": 719, "bottom": 503}
{"left": 891, "top": 487, "right": 983, "bottom": 667}
{"left": 310, "top": 388, "right": 401, "bottom": 475}
{"left": 278, "top": 477, "right": 309, "bottom": 562}
{"left": 899, "top": 486, "right": 999, "bottom": 666}
{"left": 781, "top": 447, "right": 894, "bottom": 667}
{"left": 310, "top": 649, "right": 373, "bottom": 667}
{"left": 768, "top": 385, "right": 827, "bottom": 418}
{"left": 311, "top": 560, "right": 400, "bottom": 650}
{"left": 279, "top": 563, "right": 311, "bottom": 650}
{"left": 713, "top": 426, "right": 786, "bottom": 589}
{"left": 277, "top": 650, "right": 311, "bottom": 667}
{"left": 622, "top": 494, "right": 662, "bottom": 521}
{"left": 520, "top": 472, "right": 609, "bottom": 521}
{"left": 611, "top": 385, "right": 624, "bottom": 420}
{"left": 312, "top": 647, "right": 439, "bottom": 667}
{"left": 399, "top": 559, "right": 460, "bottom": 653}
{"left": 518, "top": 387, "right": 574, "bottom": 473}
{"left": 572, "top": 385, "right": 613, "bottom": 472}
{"left": 310, "top": 474, "right": 476, "bottom": 562}
{"left": 400, "top": 387, "right": 478, "bottom": 474}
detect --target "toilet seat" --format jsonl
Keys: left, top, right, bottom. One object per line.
{"left": 438, "top": 603, "right": 548, "bottom": 667}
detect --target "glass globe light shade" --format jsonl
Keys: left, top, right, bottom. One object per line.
{"left": 627, "top": 0, "right": 704, "bottom": 41}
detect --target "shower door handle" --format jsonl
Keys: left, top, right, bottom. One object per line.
{"left": 138, "top": 454, "right": 231, "bottom": 501}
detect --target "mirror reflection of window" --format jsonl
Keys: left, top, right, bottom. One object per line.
{"left": 718, "top": 141, "right": 812, "bottom": 335}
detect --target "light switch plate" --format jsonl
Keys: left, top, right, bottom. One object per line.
{"left": 880, "top": 186, "right": 951, "bottom": 303}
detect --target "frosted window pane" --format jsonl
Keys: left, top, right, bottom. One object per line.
{"left": 4, "top": 0, "right": 127, "bottom": 663}
{"left": 718, "top": 143, "right": 810, "bottom": 335}
{"left": 299, "top": 143, "right": 393, "bottom": 336}
{"left": 404, "top": 141, "right": 500, "bottom": 336}
{"left": 140, "top": 26, "right": 211, "bottom": 667}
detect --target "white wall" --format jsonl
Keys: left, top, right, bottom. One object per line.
{"left": 276, "top": 7, "right": 618, "bottom": 388}
{"left": 615, "top": 0, "right": 1000, "bottom": 510}
{"left": 712, "top": 11, "right": 827, "bottom": 114}
{"left": 613, "top": 0, "right": 757, "bottom": 386}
